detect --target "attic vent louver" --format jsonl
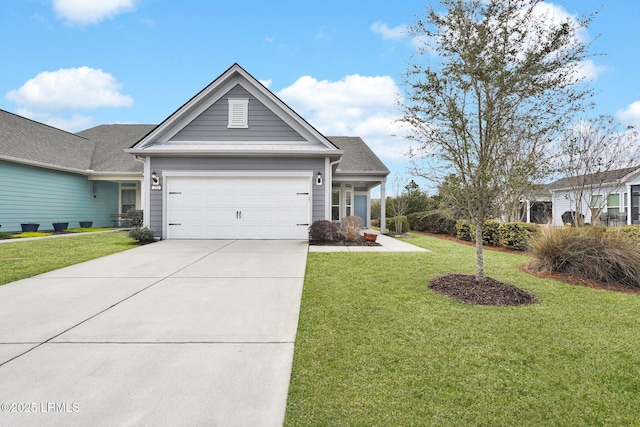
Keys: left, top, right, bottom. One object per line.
{"left": 228, "top": 98, "right": 249, "bottom": 128}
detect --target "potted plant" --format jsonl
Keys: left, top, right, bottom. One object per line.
{"left": 21, "top": 223, "right": 40, "bottom": 232}
{"left": 363, "top": 232, "right": 378, "bottom": 242}
{"left": 52, "top": 222, "right": 69, "bottom": 232}
{"left": 79, "top": 221, "right": 93, "bottom": 228}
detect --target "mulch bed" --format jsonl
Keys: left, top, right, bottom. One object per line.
{"left": 429, "top": 274, "right": 538, "bottom": 306}
{"left": 309, "top": 236, "right": 380, "bottom": 246}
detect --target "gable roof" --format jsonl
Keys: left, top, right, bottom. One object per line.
{"left": 0, "top": 108, "right": 94, "bottom": 172}
{"left": 548, "top": 166, "right": 640, "bottom": 192}
{"left": 128, "top": 63, "right": 341, "bottom": 158}
{"left": 329, "top": 137, "right": 389, "bottom": 176}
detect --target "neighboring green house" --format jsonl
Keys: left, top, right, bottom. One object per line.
{"left": 0, "top": 109, "right": 153, "bottom": 232}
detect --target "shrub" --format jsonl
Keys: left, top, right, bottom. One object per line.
{"left": 483, "top": 220, "right": 501, "bottom": 246}
{"left": 370, "top": 218, "right": 380, "bottom": 228}
{"left": 125, "top": 209, "right": 143, "bottom": 227}
{"left": 309, "top": 220, "right": 340, "bottom": 241}
{"left": 499, "top": 222, "right": 540, "bottom": 251}
{"left": 341, "top": 216, "right": 363, "bottom": 241}
{"left": 529, "top": 226, "right": 640, "bottom": 289}
{"left": 456, "top": 220, "right": 474, "bottom": 241}
{"left": 128, "top": 226, "right": 156, "bottom": 243}
{"left": 386, "top": 216, "right": 410, "bottom": 234}
{"left": 407, "top": 211, "right": 457, "bottom": 235}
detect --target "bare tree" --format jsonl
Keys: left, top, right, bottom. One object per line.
{"left": 388, "top": 176, "right": 410, "bottom": 235}
{"left": 554, "top": 116, "right": 639, "bottom": 224}
{"left": 402, "top": 0, "right": 594, "bottom": 282}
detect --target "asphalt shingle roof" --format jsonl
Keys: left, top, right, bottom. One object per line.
{"left": 328, "top": 136, "right": 389, "bottom": 175}
{"left": 547, "top": 166, "right": 640, "bottom": 191}
{"left": 77, "top": 124, "right": 156, "bottom": 173}
{"left": 0, "top": 109, "right": 94, "bottom": 171}
{"left": 1, "top": 110, "right": 388, "bottom": 176}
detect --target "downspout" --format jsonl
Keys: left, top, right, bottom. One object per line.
{"left": 133, "top": 156, "right": 150, "bottom": 227}
{"left": 380, "top": 178, "right": 386, "bottom": 234}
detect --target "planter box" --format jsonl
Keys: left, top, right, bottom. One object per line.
{"left": 79, "top": 221, "right": 93, "bottom": 228}
{"left": 363, "top": 232, "right": 378, "bottom": 242}
{"left": 52, "top": 222, "right": 69, "bottom": 232}
{"left": 21, "top": 223, "right": 40, "bottom": 232}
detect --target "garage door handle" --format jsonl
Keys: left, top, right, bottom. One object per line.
{"left": 297, "top": 192, "right": 309, "bottom": 195}
{"left": 236, "top": 211, "right": 242, "bottom": 219}
{"left": 169, "top": 192, "right": 181, "bottom": 194}
{"left": 297, "top": 223, "right": 309, "bottom": 226}
{"left": 169, "top": 223, "right": 181, "bottom": 226}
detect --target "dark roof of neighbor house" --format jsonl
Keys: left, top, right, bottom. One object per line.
{"left": 0, "top": 108, "right": 94, "bottom": 171}
{"left": 77, "top": 124, "right": 156, "bottom": 173}
{"left": 328, "top": 136, "right": 390, "bottom": 175}
{"left": 547, "top": 166, "right": 640, "bottom": 191}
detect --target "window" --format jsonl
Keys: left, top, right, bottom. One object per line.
{"left": 228, "top": 98, "right": 249, "bottom": 128}
{"left": 607, "top": 193, "right": 620, "bottom": 218}
{"left": 332, "top": 190, "right": 340, "bottom": 221}
{"left": 590, "top": 194, "right": 604, "bottom": 221}
{"left": 345, "top": 190, "right": 352, "bottom": 217}
{"left": 121, "top": 189, "right": 136, "bottom": 214}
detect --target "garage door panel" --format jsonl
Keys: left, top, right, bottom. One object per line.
{"left": 166, "top": 175, "right": 311, "bottom": 239}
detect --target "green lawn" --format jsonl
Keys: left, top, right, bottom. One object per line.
{"left": 0, "top": 231, "right": 137, "bottom": 286}
{"left": 285, "top": 233, "right": 640, "bottom": 426}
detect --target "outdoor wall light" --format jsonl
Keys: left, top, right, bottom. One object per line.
{"left": 316, "top": 172, "right": 323, "bottom": 186}
{"left": 92, "top": 182, "right": 98, "bottom": 198}
{"left": 151, "top": 171, "right": 159, "bottom": 185}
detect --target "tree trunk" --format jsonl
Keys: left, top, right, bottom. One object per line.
{"left": 475, "top": 221, "right": 484, "bottom": 283}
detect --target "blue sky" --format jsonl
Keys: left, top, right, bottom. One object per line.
{"left": 2, "top": 0, "right": 639, "bottom": 194}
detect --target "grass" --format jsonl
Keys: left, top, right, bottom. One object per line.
{"left": 285, "top": 233, "right": 640, "bottom": 426}
{"left": 0, "top": 231, "right": 137, "bottom": 286}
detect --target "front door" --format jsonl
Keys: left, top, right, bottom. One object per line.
{"left": 354, "top": 195, "right": 367, "bottom": 227}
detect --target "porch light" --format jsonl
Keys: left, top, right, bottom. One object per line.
{"left": 151, "top": 171, "right": 159, "bottom": 185}
{"left": 92, "top": 182, "right": 98, "bottom": 198}
{"left": 316, "top": 172, "right": 323, "bottom": 186}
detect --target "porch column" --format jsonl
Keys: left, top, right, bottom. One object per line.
{"left": 380, "top": 179, "right": 386, "bottom": 234}
{"left": 627, "top": 184, "right": 632, "bottom": 225}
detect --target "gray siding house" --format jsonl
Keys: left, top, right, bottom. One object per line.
{"left": 128, "top": 63, "right": 389, "bottom": 239}
{"left": 1, "top": 64, "right": 389, "bottom": 238}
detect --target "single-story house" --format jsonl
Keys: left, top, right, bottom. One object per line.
{"left": 548, "top": 166, "right": 640, "bottom": 226}
{"left": 0, "top": 63, "right": 389, "bottom": 237}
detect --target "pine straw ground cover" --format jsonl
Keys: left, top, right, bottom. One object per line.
{"left": 285, "top": 233, "right": 640, "bottom": 426}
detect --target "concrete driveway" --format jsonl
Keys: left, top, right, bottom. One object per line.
{"left": 0, "top": 239, "right": 308, "bottom": 426}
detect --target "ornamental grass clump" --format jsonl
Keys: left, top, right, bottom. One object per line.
{"left": 529, "top": 226, "right": 640, "bottom": 289}
{"left": 341, "top": 216, "right": 362, "bottom": 242}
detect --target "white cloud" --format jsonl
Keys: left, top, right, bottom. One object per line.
{"left": 575, "top": 59, "right": 607, "bottom": 82}
{"left": 617, "top": 101, "right": 640, "bottom": 128}
{"left": 258, "top": 79, "right": 272, "bottom": 89}
{"left": 371, "top": 22, "right": 407, "bottom": 41}
{"left": 52, "top": 0, "right": 137, "bottom": 25}
{"left": 6, "top": 66, "right": 133, "bottom": 112}
{"left": 276, "top": 74, "right": 410, "bottom": 162}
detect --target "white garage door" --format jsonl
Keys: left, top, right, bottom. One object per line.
{"left": 166, "top": 175, "right": 311, "bottom": 239}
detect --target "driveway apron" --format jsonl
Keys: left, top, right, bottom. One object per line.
{"left": 0, "top": 239, "right": 308, "bottom": 426}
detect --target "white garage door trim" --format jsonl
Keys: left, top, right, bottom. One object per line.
{"left": 162, "top": 171, "right": 313, "bottom": 240}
